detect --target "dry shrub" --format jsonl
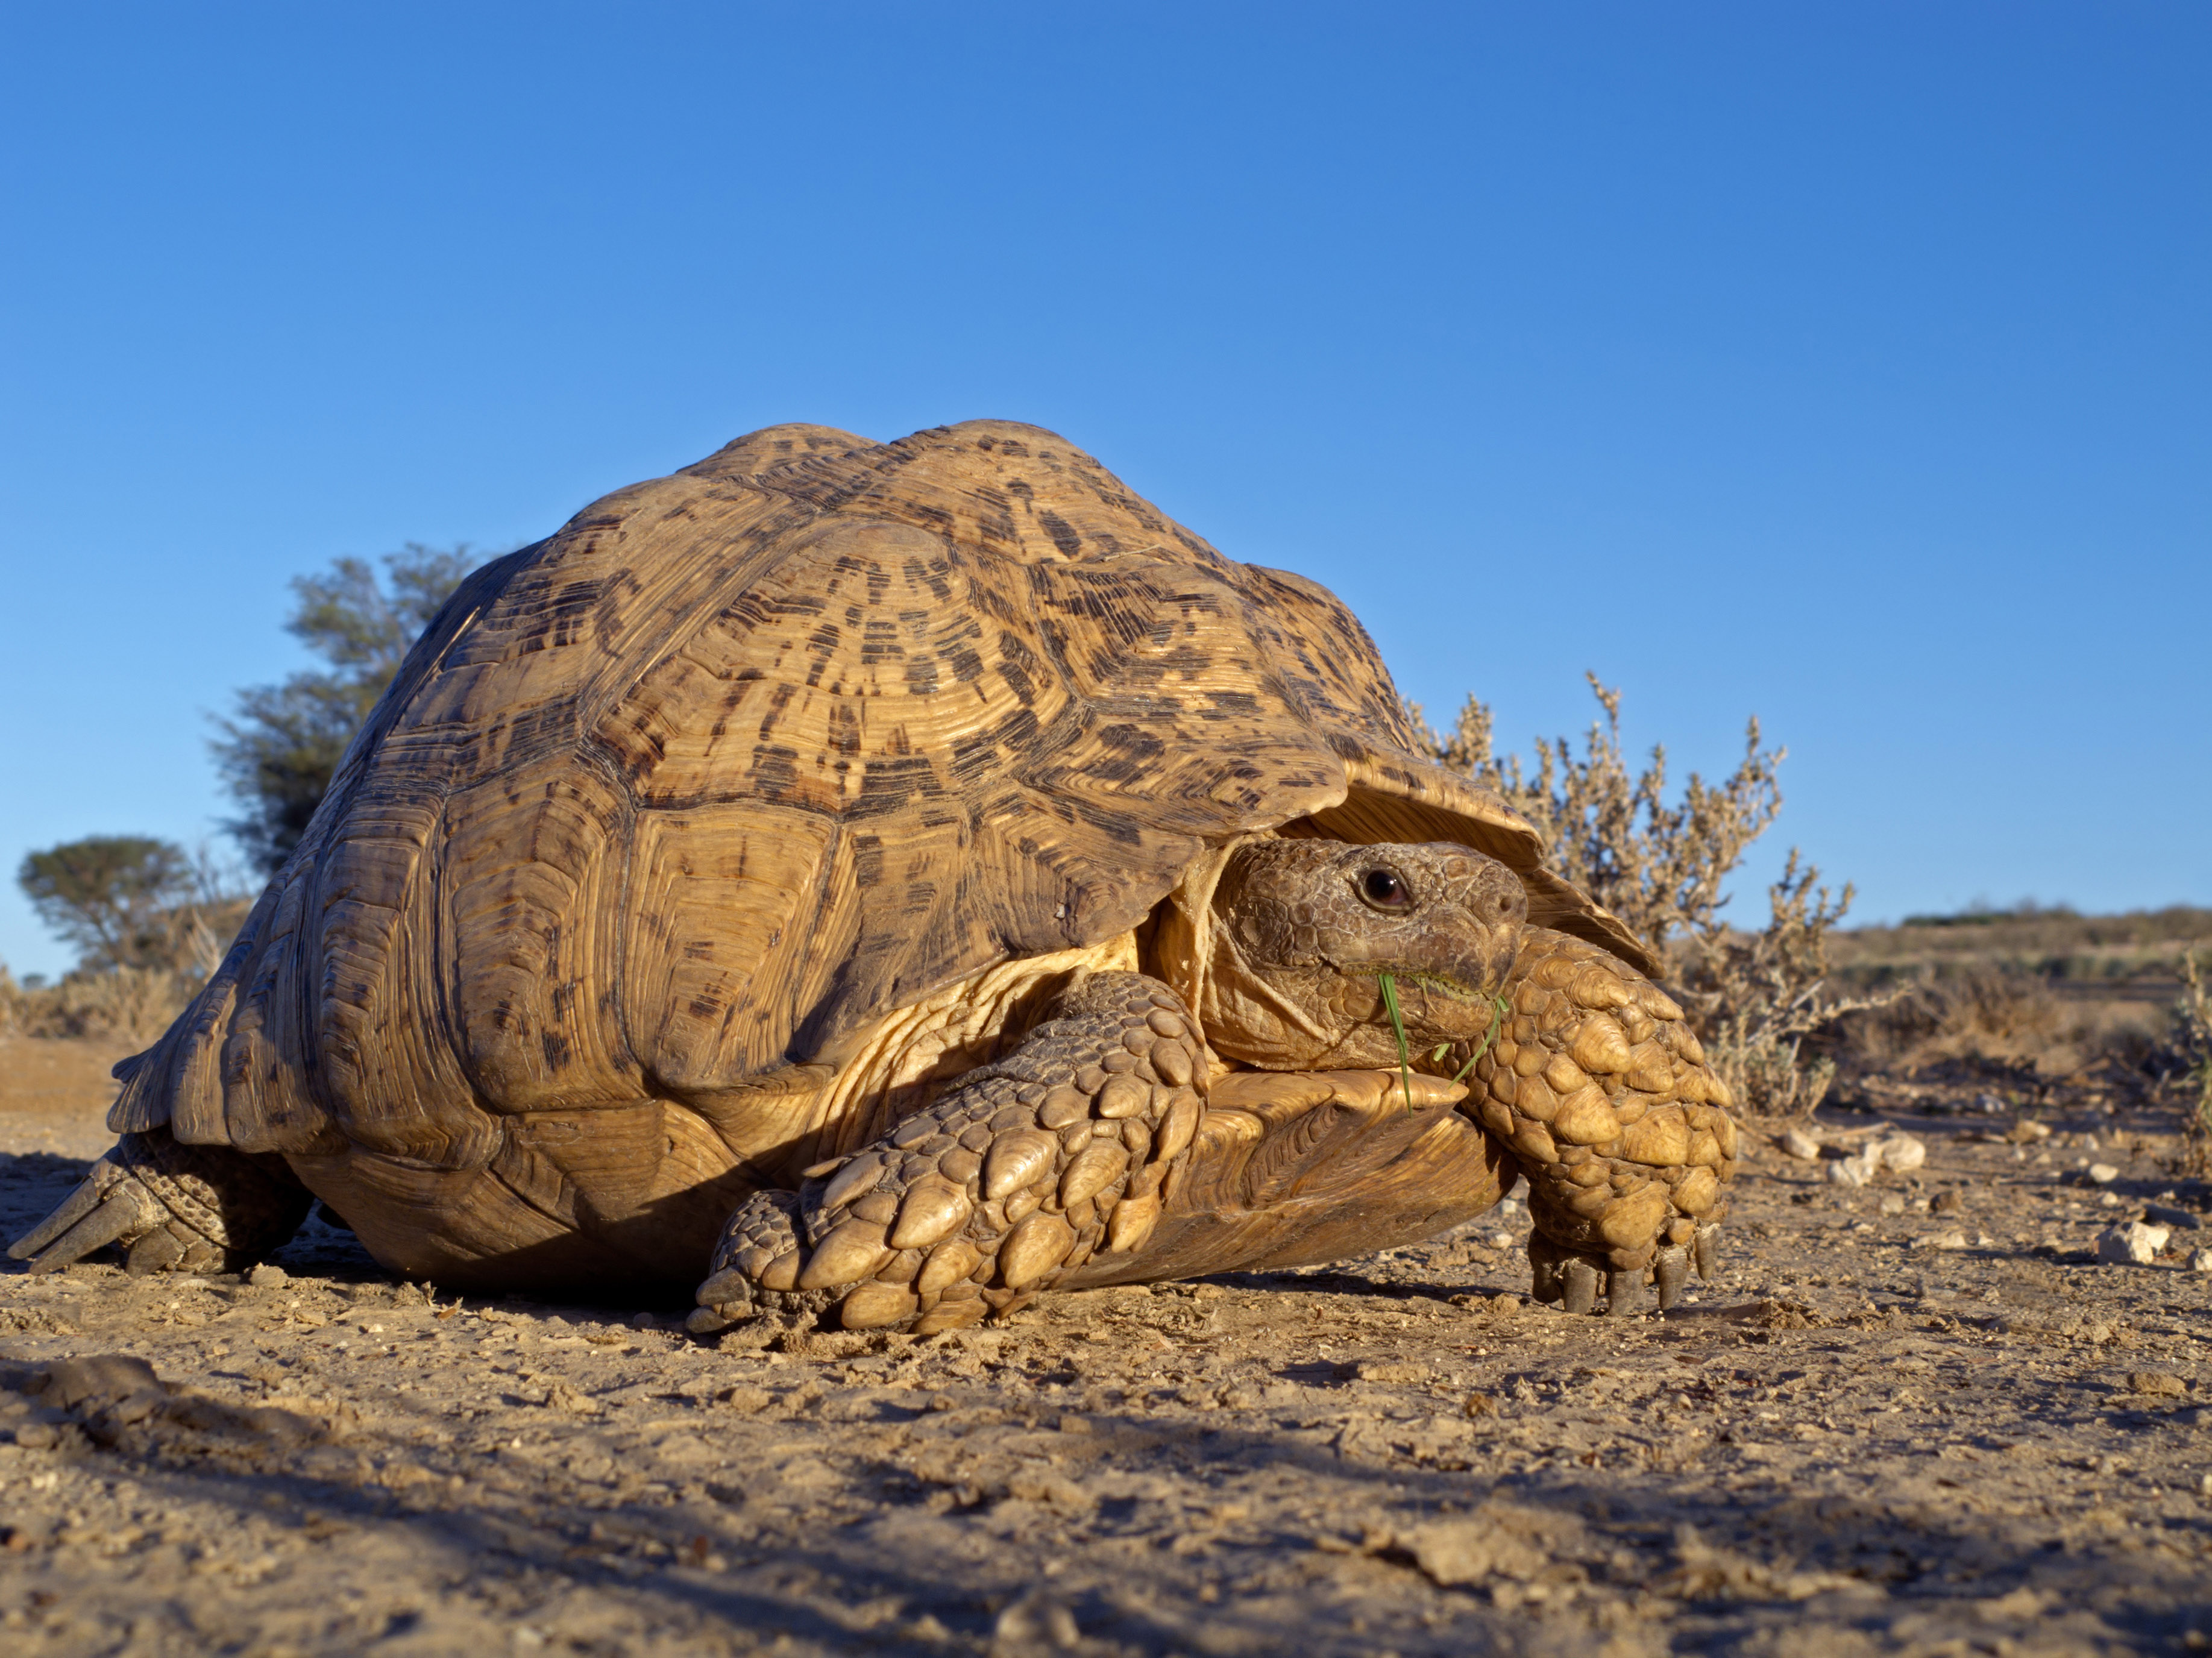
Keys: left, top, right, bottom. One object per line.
{"left": 2178, "top": 952, "right": 2212, "bottom": 1172}
{"left": 0, "top": 963, "right": 204, "bottom": 1047}
{"left": 1413, "top": 676, "right": 1888, "bottom": 1119}
{"left": 1823, "top": 964, "right": 2173, "bottom": 1088}
{"left": 0, "top": 896, "right": 247, "bottom": 1049}
{"left": 1831, "top": 967, "right": 2067, "bottom": 1071}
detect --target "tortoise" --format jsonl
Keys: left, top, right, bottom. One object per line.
{"left": 11, "top": 421, "right": 1736, "bottom": 1329}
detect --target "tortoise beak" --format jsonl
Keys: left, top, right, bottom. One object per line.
{"left": 1366, "top": 932, "right": 1520, "bottom": 1039}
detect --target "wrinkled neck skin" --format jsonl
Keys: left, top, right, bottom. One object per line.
{"left": 1191, "top": 838, "right": 1526, "bottom": 1072}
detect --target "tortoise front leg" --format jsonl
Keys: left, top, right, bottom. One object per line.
{"left": 690, "top": 992, "right": 1514, "bottom": 1337}
{"left": 691, "top": 970, "right": 1211, "bottom": 1337}
{"left": 1454, "top": 927, "right": 1738, "bottom": 1316}
{"left": 8, "top": 1128, "right": 313, "bottom": 1278}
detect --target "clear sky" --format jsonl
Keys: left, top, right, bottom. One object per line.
{"left": 2, "top": 4, "right": 2206, "bottom": 979}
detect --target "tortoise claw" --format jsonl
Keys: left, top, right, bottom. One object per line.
{"left": 1529, "top": 1231, "right": 1671, "bottom": 1317}
{"left": 1560, "top": 1258, "right": 1601, "bottom": 1316}
{"left": 1526, "top": 1232, "right": 1569, "bottom": 1304}
{"left": 8, "top": 1170, "right": 115, "bottom": 1261}
{"left": 11, "top": 1134, "right": 308, "bottom": 1279}
{"left": 1693, "top": 1223, "right": 1722, "bottom": 1282}
{"left": 1606, "top": 1268, "right": 1648, "bottom": 1318}
{"left": 125, "top": 1228, "right": 189, "bottom": 1276}
{"left": 19, "top": 1181, "right": 160, "bottom": 1276}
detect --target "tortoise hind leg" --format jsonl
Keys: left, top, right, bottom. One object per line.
{"left": 692, "top": 970, "right": 1210, "bottom": 1337}
{"left": 8, "top": 1129, "right": 313, "bottom": 1278}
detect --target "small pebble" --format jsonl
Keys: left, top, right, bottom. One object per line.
{"left": 1780, "top": 1129, "right": 1821, "bottom": 1161}
{"left": 248, "top": 1264, "right": 289, "bottom": 1289}
{"left": 2093, "top": 1222, "right": 2169, "bottom": 1266}
{"left": 1826, "top": 1155, "right": 1872, "bottom": 1189}
{"left": 2087, "top": 1163, "right": 2120, "bottom": 1185}
{"left": 2126, "top": 1371, "right": 2188, "bottom": 1398}
{"left": 1876, "top": 1135, "right": 1927, "bottom": 1173}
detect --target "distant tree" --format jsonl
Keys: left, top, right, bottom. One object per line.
{"left": 212, "top": 544, "right": 477, "bottom": 874}
{"left": 18, "top": 836, "right": 193, "bottom": 971}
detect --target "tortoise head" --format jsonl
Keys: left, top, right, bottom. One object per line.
{"left": 1202, "top": 839, "right": 1527, "bottom": 1070}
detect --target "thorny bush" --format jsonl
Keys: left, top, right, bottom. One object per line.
{"left": 1412, "top": 676, "right": 1888, "bottom": 1119}
{"left": 2177, "top": 952, "right": 2212, "bottom": 1174}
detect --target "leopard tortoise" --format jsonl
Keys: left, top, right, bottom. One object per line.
{"left": 11, "top": 421, "right": 1736, "bottom": 1330}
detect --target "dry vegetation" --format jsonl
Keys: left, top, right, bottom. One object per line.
{"left": 1413, "top": 679, "right": 2212, "bottom": 1143}
{"left": 1830, "top": 903, "right": 2212, "bottom": 992}
{"left": 1412, "top": 677, "right": 1886, "bottom": 1119}
{"left": 0, "top": 896, "right": 248, "bottom": 1048}
{"left": 2171, "top": 950, "right": 2212, "bottom": 1172}
{"left": 1814, "top": 909, "right": 2212, "bottom": 1135}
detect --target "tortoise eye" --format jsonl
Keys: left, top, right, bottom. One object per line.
{"left": 1359, "top": 868, "right": 1412, "bottom": 911}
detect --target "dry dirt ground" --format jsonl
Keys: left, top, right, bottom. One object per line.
{"left": 2, "top": 1038, "right": 2209, "bottom": 1657}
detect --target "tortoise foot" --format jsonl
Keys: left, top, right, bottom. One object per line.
{"left": 692, "top": 1191, "right": 840, "bottom": 1334}
{"left": 696, "top": 970, "right": 1208, "bottom": 1337}
{"left": 1464, "top": 929, "right": 1738, "bottom": 1302}
{"left": 1527, "top": 1225, "right": 1721, "bottom": 1316}
{"left": 7, "top": 1130, "right": 310, "bottom": 1278}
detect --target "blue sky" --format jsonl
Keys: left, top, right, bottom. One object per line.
{"left": 2, "top": 4, "right": 2206, "bottom": 978}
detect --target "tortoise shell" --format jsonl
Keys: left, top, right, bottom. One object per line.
{"left": 112, "top": 421, "right": 1645, "bottom": 1286}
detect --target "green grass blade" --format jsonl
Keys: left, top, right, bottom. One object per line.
{"left": 1378, "top": 972, "right": 1414, "bottom": 1111}
{"left": 1450, "top": 994, "right": 1510, "bottom": 1085}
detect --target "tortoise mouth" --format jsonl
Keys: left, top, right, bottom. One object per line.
{"left": 1357, "top": 966, "right": 1490, "bottom": 1002}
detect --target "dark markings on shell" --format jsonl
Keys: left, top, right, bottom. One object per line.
{"left": 105, "top": 420, "right": 1638, "bottom": 1294}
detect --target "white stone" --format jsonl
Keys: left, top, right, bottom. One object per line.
{"left": 1780, "top": 1129, "right": 1821, "bottom": 1161}
{"left": 2087, "top": 1163, "right": 2120, "bottom": 1185}
{"left": 1876, "top": 1135, "right": 1928, "bottom": 1174}
{"left": 2093, "top": 1222, "right": 2170, "bottom": 1266}
{"left": 1825, "top": 1155, "right": 1870, "bottom": 1188}
{"left": 2188, "top": 1248, "right": 2212, "bottom": 1272}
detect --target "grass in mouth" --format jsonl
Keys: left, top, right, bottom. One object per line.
{"left": 1378, "top": 972, "right": 1415, "bottom": 1110}
{"left": 1451, "top": 995, "right": 1510, "bottom": 1084}
{"left": 1381, "top": 972, "right": 1511, "bottom": 1111}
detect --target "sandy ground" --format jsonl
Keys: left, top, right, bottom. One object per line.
{"left": 2, "top": 1037, "right": 2210, "bottom": 1657}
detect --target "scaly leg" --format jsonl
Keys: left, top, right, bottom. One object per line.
{"left": 1456, "top": 928, "right": 1736, "bottom": 1315}
{"left": 693, "top": 972, "right": 1212, "bottom": 1336}
{"left": 692, "top": 972, "right": 1521, "bottom": 1336}
{"left": 8, "top": 1129, "right": 313, "bottom": 1278}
